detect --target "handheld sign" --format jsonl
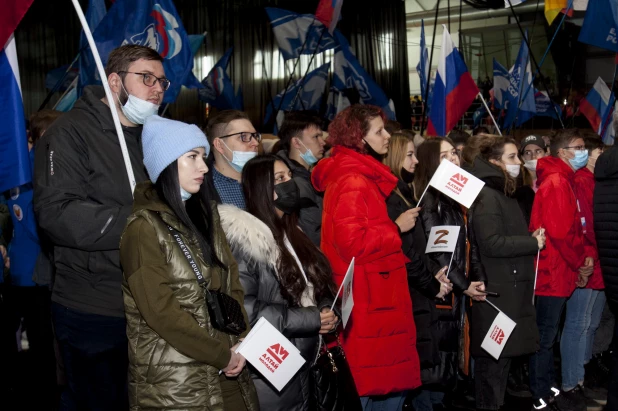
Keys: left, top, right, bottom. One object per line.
{"left": 480, "top": 300, "right": 517, "bottom": 360}
{"left": 236, "top": 317, "right": 305, "bottom": 391}
{"left": 331, "top": 258, "right": 355, "bottom": 328}
{"left": 417, "top": 159, "right": 485, "bottom": 208}
{"left": 425, "top": 225, "right": 461, "bottom": 254}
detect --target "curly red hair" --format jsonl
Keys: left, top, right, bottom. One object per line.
{"left": 327, "top": 104, "right": 387, "bottom": 154}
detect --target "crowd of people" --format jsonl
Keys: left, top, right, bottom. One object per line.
{"left": 2, "top": 44, "right": 618, "bottom": 411}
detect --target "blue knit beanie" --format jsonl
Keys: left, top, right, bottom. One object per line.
{"left": 142, "top": 115, "right": 210, "bottom": 183}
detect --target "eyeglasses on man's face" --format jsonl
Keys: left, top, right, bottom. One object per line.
{"left": 218, "top": 132, "right": 262, "bottom": 143}
{"left": 119, "top": 71, "right": 171, "bottom": 91}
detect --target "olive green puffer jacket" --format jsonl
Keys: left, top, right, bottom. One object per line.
{"left": 120, "top": 182, "right": 259, "bottom": 410}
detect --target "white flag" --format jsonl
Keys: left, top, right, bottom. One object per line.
{"left": 481, "top": 310, "right": 517, "bottom": 360}
{"left": 341, "top": 258, "right": 354, "bottom": 328}
{"left": 425, "top": 225, "right": 461, "bottom": 254}
{"left": 236, "top": 317, "right": 305, "bottom": 391}
{"left": 427, "top": 159, "right": 485, "bottom": 208}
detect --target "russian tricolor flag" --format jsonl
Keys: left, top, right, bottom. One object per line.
{"left": 427, "top": 26, "right": 479, "bottom": 137}
{"left": 580, "top": 77, "right": 612, "bottom": 134}
{"left": 315, "top": 0, "right": 343, "bottom": 34}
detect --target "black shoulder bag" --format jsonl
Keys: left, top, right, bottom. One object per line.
{"left": 166, "top": 225, "right": 246, "bottom": 336}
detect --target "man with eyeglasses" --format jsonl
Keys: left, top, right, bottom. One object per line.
{"left": 528, "top": 129, "right": 596, "bottom": 411}
{"left": 33, "top": 45, "right": 167, "bottom": 410}
{"left": 205, "top": 110, "right": 259, "bottom": 209}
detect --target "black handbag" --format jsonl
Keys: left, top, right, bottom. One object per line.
{"left": 166, "top": 224, "right": 246, "bottom": 336}
{"left": 311, "top": 335, "right": 363, "bottom": 411}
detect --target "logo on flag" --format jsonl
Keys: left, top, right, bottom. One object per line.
{"left": 199, "top": 48, "right": 243, "bottom": 111}
{"left": 236, "top": 317, "right": 305, "bottom": 391}
{"left": 426, "top": 225, "right": 461, "bottom": 253}
{"left": 481, "top": 310, "right": 516, "bottom": 360}
{"left": 426, "top": 160, "right": 485, "bottom": 208}
{"left": 490, "top": 325, "right": 506, "bottom": 345}
{"left": 493, "top": 59, "right": 510, "bottom": 110}
{"left": 503, "top": 32, "right": 537, "bottom": 129}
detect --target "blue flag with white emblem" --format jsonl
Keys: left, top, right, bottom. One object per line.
{"left": 265, "top": 8, "right": 337, "bottom": 60}
{"left": 493, "top": 59, "right": 510, "bottom": 110}
{"left": 198, "top": 48, "right": 243, "bottom": 110}
{"left": 503, "top": 32, "right": 536, "bottom": 128}
{"left": 332, "top": 30, "right": 396, "bottom": 120}
{"left": 92, "top": 0, "right": 196, "bottom": 103}
{"left": 264, "top": 62, "right": 330, "bottom": 123}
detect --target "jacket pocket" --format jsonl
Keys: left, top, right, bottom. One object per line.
{"left": 365, "top": 268, "right": 397, "bottom": 311}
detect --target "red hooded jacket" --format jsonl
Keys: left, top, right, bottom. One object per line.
{"left": 311, "top": 146, "right": 421, "bottom": 396}
{"left": 530, "top": 157, "right": 587, "bottom": 297}
{"left": 574, "top": 167, "right": 603, "bottom": 289}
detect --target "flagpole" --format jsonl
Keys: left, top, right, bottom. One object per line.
{"left": 420, "top": 2, "right": 440, "bottom": 137}
{"left": 478, "top": 93, "right": 501, "bottom": 136}
{"left": 273, "top": 17, "right": 318, "bottom": 122}
{"left": 505, "top": 0, "right": 565, "bottom": 128}
{"left": 70, "top": 0, "right": 136, "bottom": 195}
{"left": 288, "top": 28, "right": 327, "bottom": 111}
{"left": 516, "top": 0, "right": 571, "bottom": 119}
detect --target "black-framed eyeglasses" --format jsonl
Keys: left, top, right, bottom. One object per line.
{"left": 118, "top": 71, "right": 171, "bottom": 91}
{"left": 217, "top": 132, "right": 262, "bottom": 143}
{"left": 563, "top": 145, "right": 586, "bottom": 151}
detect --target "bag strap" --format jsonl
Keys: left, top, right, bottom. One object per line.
{"left": 165, "top": 224, "right": 206, "bottom": 286}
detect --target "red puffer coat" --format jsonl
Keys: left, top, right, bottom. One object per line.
{"left": 574, "top": 167, "right": 603, "bottom": 290}
{"left": 530, "top": 157, "right": 586, "bottom": 297}
{"left": 311, "top": 146, "right": 421, "bottom": 396}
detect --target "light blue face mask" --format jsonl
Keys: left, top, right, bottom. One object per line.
{"left": 568, "top": 149, "right": 589, "bottom": 171}
{"left": 117, "top": 82, "right": 159, "bottom": 125}
{"left": 180, "top": 187, "right": 192, "bottom": 201}
{"left": 221, "top": 140, "right": 257, "bottom": 172}
{"left": 298, "top": 140, "right": 318, "bottom": 166}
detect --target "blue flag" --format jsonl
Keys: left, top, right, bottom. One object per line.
{"left": 332, "top": 31, "right": 396, "bottom": 120}
{"left": 92, "top": 0, "right": 196, "bottom": 103}
{"left": 198, "top": 48, "right": 243, "bottom": 111}
{"left": 265, "top": 8, "right": 337, "bottom": 60}
{"left": 0, "top": 42, "right": 31, "bottom": 193}
{"left": 417, "top": 20, "right": 430, "bottom": 104}
{"left": 473, "top": 104, "right": 486, "bottom": 127}
{"left": 78, "top": 0, "right": 107, "bottom": 95}
{"left": 503, "top": 33, "right": 536, "bottom": 128}
{"left": 534, "top": 89, "right": 561, "bottom": 119}
{"left": 493, "top": 59, "right": 510, "bottom": 110}
{"left": 264, "top": 62, "right": 330, "bottom": 124}
{"left": 579, "top": 0, "right": 618, "bottom": 53}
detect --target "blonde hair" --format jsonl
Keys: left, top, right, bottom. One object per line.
{"left": 383, "top": 132, "right": 414, "bottom": 180}
{"left": 383, "top": 132, "right": 415, "bottom": 207}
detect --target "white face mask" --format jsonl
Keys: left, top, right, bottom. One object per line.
{"left": 506, "top": 164, "right": 521, "bottom": 178}
{"left": 180, "top": 187, "right": 192, "bottom": 201}
{"left": 524, "top": 159, "right": 537, "bottom": 172}
{"left": 220, "top": 140, "right": 257, "bottom": 172}
{"left": 116, "top": 82, "right": 159, "bottom": 125}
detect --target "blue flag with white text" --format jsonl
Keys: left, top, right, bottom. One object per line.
{"left": 503, "top": 33, "right": 536, "bottom": 128}
{"left": 579, "top": 0, "right": 618, "bottom": 53}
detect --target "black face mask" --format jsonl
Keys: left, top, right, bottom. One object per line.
{"left": 363, "top": 139, "right": 385, "bottom": 162}
{"left": 274, "top": 179, "right": 301, "bottom": 215}
{"left": 400, "top": 167, "right": 415, "bottom": 184}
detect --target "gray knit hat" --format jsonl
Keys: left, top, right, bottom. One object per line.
{"left": 142, "top": 115, "right": 210, "bottom": 183}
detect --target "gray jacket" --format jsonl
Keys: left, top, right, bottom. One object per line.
{"left": 218, "top": 204, "right": 331, "bottom": 411}
{"left": 277, "top": 150, "right": 323, "bottom": 246}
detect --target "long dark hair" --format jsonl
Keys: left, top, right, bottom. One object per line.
{"left": 475, "top": 135, "right": 518, "bottom": 196}
{"left": 242, "top": 155, "right": 335, "bottom": 306}
{"left": 413, "top": 137, "right": 459, "bottom": 209}
{"left": 155, "top": 161, "right": 224, "bottom": 268}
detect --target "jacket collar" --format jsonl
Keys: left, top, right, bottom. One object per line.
{"left": 217, "top": 204, "right": 279, "bottom": 268}
{"left": 536, "top": 156, "right": 575, "bottom": 186}
{"left": 132, "top": 181, "right": 192, "bottom": 236}
{"left": 74, "top": 85, "right": 143, "bottom": 134}
{"left": 312, "top": 146, "right": 397, "bottom": 197}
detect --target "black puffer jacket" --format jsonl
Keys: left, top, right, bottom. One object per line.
{"left": 218, "top": 204, "right": 331, "bottom": 411}
{"left": 386, "top": 179, "right": 441, "bottom": 372}
{"left": 417, "top": 188, "right": 468, "bottom": 387}
{"left": 594, "top": 146, "right": 618, "bottom": 304}
{"left": 467, "top": 157, "right": 540, "bottom": 358}
{"left": 33, "top": 86, "right": 148, "bottom": 317}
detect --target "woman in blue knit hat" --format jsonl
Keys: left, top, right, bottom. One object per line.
{"left": 119, "top": 115, "right": 259, "bottom": 411}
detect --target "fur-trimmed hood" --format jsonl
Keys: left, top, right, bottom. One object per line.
{"left": 217, "top": 204, "right": 279, "bottom": 268}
